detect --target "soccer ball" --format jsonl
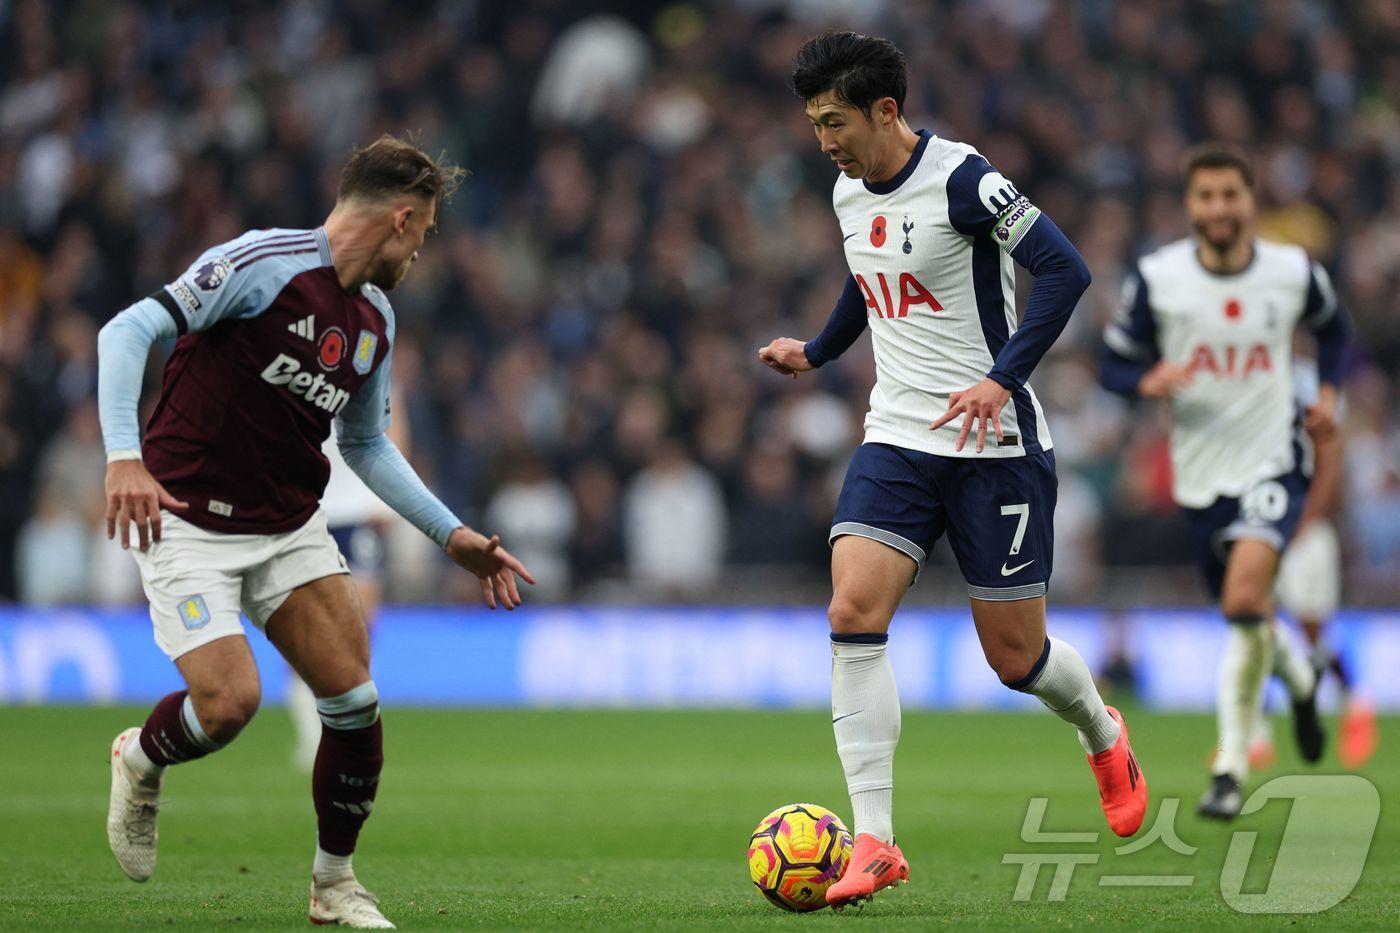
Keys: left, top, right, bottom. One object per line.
{"left": 746, "top": 803, "right": 853, "bottom": 911}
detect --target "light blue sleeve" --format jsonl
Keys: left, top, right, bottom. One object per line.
{"left": 97, "top": 229, "right": 329, "bottom": 456}
{"left": 155, "top": 233, "right": 321, "bottom": 335}
{"left": 336, "top": 432, "right": 463, "bottom": 548}
{"left": 335, "top": 345, "right": 393, "bottom": 440}
{"left": 97, "top": 298, "right": 176, "bottom": 453}
{"left": 334, "top": 292, "right": 462, "bottom": 548}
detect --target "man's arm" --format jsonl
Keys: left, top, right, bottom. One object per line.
{"left": 98, "top": 238, "right": 294, "bottom": 457}
{"left": 1097, "top": 265, "right": 1194, "bottom": 399}
{"left": 945, "top": 154, "right": 1091, "bottom": 390}
{"left": 97, "top": 240, "right": 300, "bottom": 547}
{"left": 759, "top": 275, "right": 866, "bottom": 377}
{"left": 804, "top": 275, "right": 868, "bottom": 367}
{"left": 1299, "top": 261, "right": 1351, "bottom": 436}
{"left": 335, "top": 357, "right": 535, "bottom": 608}
{"left": 929, "top": 154, "right": 1090, "bottom": 450}
{"left": 96, "top": 297, "right": 190, "bottom": 548}
{"left": 989, "top": 217, "right": 1091, "bottom": 389}
{"left": 1298, "top": 423, "right": 1342, "bottom": 532}
{"left": 97, "top": 298, "right": 178, "bottom": 458}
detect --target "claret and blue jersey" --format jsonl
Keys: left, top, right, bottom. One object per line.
{"left": 106, "top": 228, "right": 392, "bottom": 534}
{"left": 97, "top": 228, "right": 462, "bottom": 547}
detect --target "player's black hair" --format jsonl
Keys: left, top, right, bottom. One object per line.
{"left": 791, "top": 31, "right": 908, "bottom": 117}
{"left": 1183, "top": 143, "right": 1254, "bottom": 189}
{"left": 338, "top": 133, "right": 467, "bottom": 206}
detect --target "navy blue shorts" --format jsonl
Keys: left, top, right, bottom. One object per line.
{"left": 830, "top": 443, "right": 1056, "bottom": 600}
{"left": 330, "top": 522, "right": 387, "bottom": 577}
{"left": 1182, "top": 463, "right": 1310, "bottom": 599}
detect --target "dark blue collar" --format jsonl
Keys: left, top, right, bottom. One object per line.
{"left": 863, "top": 130, "right": 932, "bottom": 195}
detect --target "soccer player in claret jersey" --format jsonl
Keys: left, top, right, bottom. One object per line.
{"left": 1098, "top": 144, "right": 1350, "bottom": 819}
{"left": 758, "top": 32, "right": 1148, "bottom": 908}
{"left": 97, "top": 136, "right": 535, "bottom": 929}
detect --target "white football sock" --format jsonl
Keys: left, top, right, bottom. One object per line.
{"left": 1249, "top": 702, "right": 1273, "bottom": 746}
{"left": 1016, "top": 636, "right": 1121, "bottom": 755}
{"left": 831, "top": 636, "right": 900, "bottom": 844}
{"left": 313, "top": 846, "right": 354, "bottom": 885}
{"left": 287, "top": 674, "right": 322, "bottom": 768}
{"left": 121, "top": 733, "right": 164, "bottom": 789}
{"left": 1271, "top": 620, "right": 1317, "bottom": 702}
{"left": 1213, "top": 618, "right": 1274, "bottom": 781}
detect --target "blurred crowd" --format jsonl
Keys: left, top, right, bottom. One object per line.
{"left": 2, "top": 0, "right": 1398, "bottom": 607}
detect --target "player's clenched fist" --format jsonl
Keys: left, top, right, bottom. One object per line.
{"left": 758, "top": 338, "right": 814, "bottom": 378}
{"left": 104, "top": 459, "right": 189, "bottom": 550}
{"left": 929, "top": 377, "right": 1013, "bottom": 453}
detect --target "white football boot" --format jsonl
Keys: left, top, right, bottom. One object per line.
{"left": 309, "top": 877, "right": 396, "bottom": 928}
{"left": 107, "top": 727, "right": 161, "bottom": 881}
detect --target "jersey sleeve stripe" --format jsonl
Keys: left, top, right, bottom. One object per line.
{"left": 232, "top": 244, "right": 319, "bottom": 272}
{"left": 227, "top": 233, "right": 316, "bottom": 262}
{"left": 1302, "top": 265, "right": 1339, "bottom": 327}
{"left": 1104, "top": 323, "right": 1150, "bottom": 360}
{"left": 150, "top": 287, "right": 188, "bottom": 335}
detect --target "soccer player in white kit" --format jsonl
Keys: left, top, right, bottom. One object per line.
{"left": 1269, "top": 360, "right": 1377, "bottom": 770}
{"left": 759, "top": 32, "right": 1148, "bottom": 907}
{"left": 1099, "top": 144, "right": 1350, "bottom": 819}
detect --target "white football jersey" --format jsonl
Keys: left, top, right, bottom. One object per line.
{"left": 1106, "top": 238, "right": 1338, "bottom": 508}
{"left": 833, "top": 132, "right": 1051, "bottom": 458}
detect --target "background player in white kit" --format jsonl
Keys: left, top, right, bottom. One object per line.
{"left": 759, "top": 32, "right": 1147, "bottom": 908}
{"left": 285, "top": 418, "right": 405, "bottom": 772}
{"left": 1099, "top": 144, "right": 1350, "bottom": 819}
{"left": 1258, "top": 358, "right": 1378, "bottom": 771}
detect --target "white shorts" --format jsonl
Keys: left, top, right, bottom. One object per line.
{"left": 131, "top": 508, "right": 349, "bottom": 660}
{"left": 1275, "top": 519, "right": 1341, "bottom": 620}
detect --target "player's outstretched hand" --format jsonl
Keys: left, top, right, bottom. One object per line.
{"left": 104, "top": 459, "right": 189, "bottom": 550}
{"left": 1137, "top": 361, "right": 1193, "bottom": 399}
{"left": 929, "top": 377, "right": 1013, "bottom": 453}
{"left": 445, "top": 527, "right": 537, "bottom": 610}
{"left": 758, "top": 338, "right": 813, "bottom": 378}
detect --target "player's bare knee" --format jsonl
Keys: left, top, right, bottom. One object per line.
{"left": 193, "top": 684, "right": 261, "bottom": 742}
{"left": 1220, "top": 589, "right": 1270, "bottom": 620}
{"left": 828, "top": 595, "right": 880, "bottom": 634}
{"left": 314, "top": 662, "right": 372, "bottom": 700}
{"left": 991, "top": 645, "right": 1041, "bottom": 686}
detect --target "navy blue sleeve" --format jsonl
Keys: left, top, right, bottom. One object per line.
{"left": 946, "top": 153, "right": 1089, "bottom": 390}
{"left": 1300, "top": 262, "right": 1349, "bottom": 387}
{"left": 989, "top": 216, "right": 1091, "bottom": 389}
{"left": 1098, "top": 265, "right": 1160, "bottom": 398}
{"left": 804, "top": 274, "right": 868, "bottom": 368}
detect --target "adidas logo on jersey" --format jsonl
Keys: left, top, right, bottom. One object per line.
{"left": 287, "top": 315, "right": 315, "bottom": 341}
{"left": 259, "top": 353, "right": 351, "bottom": 415}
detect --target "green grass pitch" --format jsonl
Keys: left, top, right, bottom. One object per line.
{"left": 1, "top": 705, "right": 1395, "bottom": 930}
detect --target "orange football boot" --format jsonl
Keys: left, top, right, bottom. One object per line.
{"left": 1248, "top": 736, "right": 1277, "bottom": 772}
{"left": 1087, "top": 706, "right": 1148, "bottom": 837}
{"left": 825, "top": 833, "right": 908, "bottom": 909}
{"left": 1340, "top": 699, "right": 1379, "bottom": 769}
